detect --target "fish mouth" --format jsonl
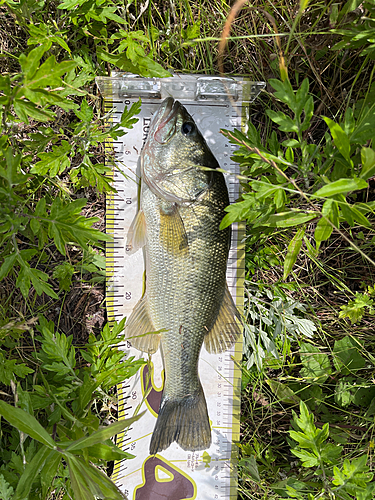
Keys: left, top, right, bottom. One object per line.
{"left": 151, "top": 97, "right": 180, "bottom": 144}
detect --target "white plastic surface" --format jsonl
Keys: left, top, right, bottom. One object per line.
{"left": 97, "top": 74, "right": 264, "bottom": 500}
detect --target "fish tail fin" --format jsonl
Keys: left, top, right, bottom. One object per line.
{"left": 149, "top": 389, "right": 211, "bottom": 455}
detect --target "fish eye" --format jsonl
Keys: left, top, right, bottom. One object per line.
{"left": 181, "top": 122, "right": 195, "bottom": 136}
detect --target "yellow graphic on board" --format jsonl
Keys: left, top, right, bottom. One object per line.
{"left": 202, "top": 451, "right": 211, "bottom": 468}
{"left": 155, "top": 465, "right": 174, "bottom": 482}
{"left": 133, "top": 454, "right": 197, "bottom": 500}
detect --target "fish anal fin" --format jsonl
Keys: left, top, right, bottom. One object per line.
{"left": 159, "top": 203, "right": 188, "bottom": 255}
{"left": 204, "top": 285, "right": 241, "bottom": 354}
{"left": 127, "top": 209, "right": 147, "bottom": 252}
{"left": 124, "top": 294, "right": 160, "bottom": 354}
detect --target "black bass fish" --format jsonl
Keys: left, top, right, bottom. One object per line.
{"left": 125, "top": 97, "right": 240, "bottom": 454}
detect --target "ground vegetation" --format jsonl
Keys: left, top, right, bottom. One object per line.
{"left": 0, "top": 0, "right": 374, "bottom": 498}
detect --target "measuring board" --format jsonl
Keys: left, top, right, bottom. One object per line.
{"left": 96, "top": 74, "right": 264, "bottom": 500}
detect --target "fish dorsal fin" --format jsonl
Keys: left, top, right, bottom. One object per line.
{"left": 124, "top": 294, "right": 160, "bottom": 354}
{"left": 127, "top": 209, "right": 147, "bottom": 252}
{"left": 159, "top": 203, "right": 188, "bottom": 255}
{"left": 204, "top": 285, "right": 242, "bottom": 354}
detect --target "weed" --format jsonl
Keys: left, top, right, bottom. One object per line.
{"left": 1, "top": 0, "right": 375, "bottom": 498}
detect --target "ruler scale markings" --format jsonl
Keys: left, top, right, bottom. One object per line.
{"left": 97, "top": 74, "right": 264, "bottom": 500}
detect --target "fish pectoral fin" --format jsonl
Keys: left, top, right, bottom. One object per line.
{"left": 159, "top": 203, "right": 189, "bottom": 255}
{"left": 127, "top": 209, "right": 147, "bottom": 252}
{"left": 124, "top": 294, "right": 160, "bottom": 354}
{"left": 204, "top": 284, "right": 242, "bottom": 354}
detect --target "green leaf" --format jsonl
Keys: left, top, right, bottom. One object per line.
{"left": 339, "top": 295, "right": 372, "bottom": 324}
{"left": 0, "top": 474, "right": 14, "bottom": 500}
{"left": 266, "top": 110, "right": 299, "bottom": 133}
{"left": 75, "top": 98, "right": 94, "bottom": 123}
{"left": 66, "top": 412, "right": 145, "bottom": 451}
{"left": 77, "top": 373, "right": 97, "bottom": 414}
{"left": 315, "top": 178, "right": 368, "bottom": 197}
{"left": 13, "top": 446, "right": 55, "bottom": 500}
{"left": 344, "top": 107, "right": 355, "bottom": 135}
{"left": 339, "top": 200, "right": 355, "bottom": 226}
{"left": 335, "top": 378, "right": 353, "bottom": 407}
{"left": 53, "top": 262, "right": 75, "bottom": 291}
{"left": 86, "top": 442, "right": 134, "bottom": 462}
{"left": 350, "top": 205, "right": 372, "bottom": 228}
{"left": 26, "top": 57, "right": 77, "bottom": 89}
{"left": 289, "top": 401, "right": 336, "bottom": 467}
{"left": 35, "top": 197, "right": 46, "bottom": 217}
{"left": 23, "top": 87, "right": 77, "bottom": 110}
{"left": 299, "top": 342, "right": 332, "bottom": 383}
{"left": 294, "top": 78, "right": 310, "bottom": 120}
{"left": 350, "top": 105, "right": 375, "bottom": 144}
{"left": 267, "top": 380, "right": 301, "bottom": 404}
{"left": 314, "top": 217, "right": 332, "bottom": 246}
{"left": 303, "top": 235, "right": 318, "bottom": 257}
{"left": 0, "top": 401, "right": 56, "bottom": 448}
{"left": 30, "top": 268, "right": 59, "bottom": 299}
{"left": 117, "top": 33, "right": 146, "bottom": 63}
{"left": 0, "top": 357, "right": 33, "bottom": 386}
{"left": 330, "top": 2, "right": 339, "bottom": 25}
{"left": 283, "top": 227, "right": 304, "bottom": 279}
{"left": 320, "top": 443, "right": 343, "bottom": 465}
{"left": 323, "top": 116, "right": 351, "bottom": 162}
{"left": 15, "top": 258, "right": 58, "bottom": 299}
{"left": 66, "top": 454, "right": 125, "bottom": 500}
{"left": 252, "top": 180, "right": 281, "bottom": 200}
{"left": 269, "top": 78, "right": 296, "bottom": 109}
{"left": 0, "top": 74, "right": 10, "bottom": 93}
{"left": 271, "top": 478, "right": 308, "bottom": 498}
{"left": 333, "top": 336, "right": 366, "bottom": 373}
{"left": 19, "top": 45, "right": 48, "bottom": 79}
{"left": 66, "top": 455, "right": 95, "bottom": 500}
{"left": 0, "top": 359, "right": 15, "bottom": 388}
{"left": 219, "top": 196, "right": 257, "bottom": 229}
{"left": 97, "top": 48, "right": 171, "bottom": 78}
{"left": 12, "top": 363, "right": 33, "bottom": 379}
{"left": 265, "top": 211, "right": 316, "bottom": 228}
{"left": 14, "top": 99, "right": 55, "bottom": 123}
{"left": 40, "top": 450, "right": 61, "bottom": 498}
{"left": 16, "top": 263, "right": 31, "bottom": 298}
{"left": 50, "top": 223, "right": 66, "bottom": 255}
{"left": 322, "top": 198, "right": 339, "bottom": 229}
{"left": 1, "top": 148, "right": 27, "bottom": 186}
{"left": 282, "top": 139, "right": 300, "bottom": 147}
{"left": 353, "top": 380, "right": 375, "bottom": 408}
{"left": 290, "top": 412, "right": 319, "bottom": 447}
{"left": 239, "top": 455, "right": 260, "bottom": 482}
{"left": 360, "top": 147, "right": 375, "bottom": 180}
{"left": 57, "top": 0, "right": 87, "bottom": 8}
{"left": 39, "top": 325, "right": 76, "bottom": 374}
{"left": 30, "top": 217, "right": 40, "bottom": 234}
{"left": 0, "top": 253, "right": 17, "bottom": 280}
{"left": 31, "top": 141, "right": 71, "bottom": 176}
{"left": 183, "top": 22, "right": 201, "bottom": 40}
{"left": 301, "top": 95, "right": 314, "bottom": 131}
{"left": 274, "top": 186, "right": 287, "bottom": 209}
{"left": 105, "top": 8, "right": 127, "bottom": 24}
{"left": 291, "top": 448, "right": 319, "bottom": 467}
{"left": 332, "top": 455, "right": 372, "bottom": 491}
